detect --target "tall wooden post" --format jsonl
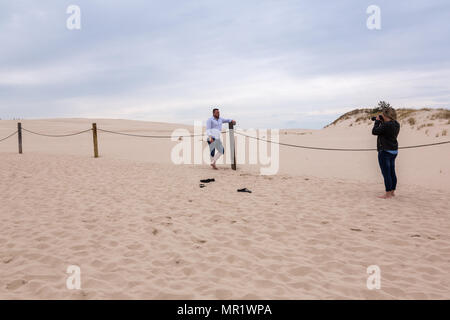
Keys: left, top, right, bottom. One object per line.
{"left": 228, "top": 122, "right": 236, "bottom": 170}
{"left": 92, "top": 123, "right": 99, "bottom": 158}
{"left": 17, "top": 122, "right": 22, "bottom": 154}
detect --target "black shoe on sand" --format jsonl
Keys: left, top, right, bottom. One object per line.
{"left": 237, "top": 188, "right": 252, "bottom": 193}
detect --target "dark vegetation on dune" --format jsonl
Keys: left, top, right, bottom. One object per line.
{"left": 325, "top": 107, "right": 450, "bottom": 128}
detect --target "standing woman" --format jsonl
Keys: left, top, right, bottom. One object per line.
{"left": 372, "top": 107, "right": 400, "bottom": 199}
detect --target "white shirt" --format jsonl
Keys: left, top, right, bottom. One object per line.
{"left": 206, "top": 116, "right": 232, "bottom": 140}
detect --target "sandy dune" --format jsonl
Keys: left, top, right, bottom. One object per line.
{"left": 1, "top": 117, "right": 449, "bottom": 190}
{"left": 1, "top": 117, "right": 449, "bottom": 299}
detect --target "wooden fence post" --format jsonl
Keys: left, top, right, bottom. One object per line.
{"left": 92, "top": 123, "right": 99, "bottom": 158}
{"left": 228, "top": 122, "right": 236, "bottom": 170}
{"left": 17, "top": 122, "right": 22, "bottom": 154}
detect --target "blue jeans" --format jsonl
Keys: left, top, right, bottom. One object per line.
{"left": 207, "top": 137, "right": 224, "bottom": 157}
{"left": 378, "top": 150, "right": 397, "bottom": 192}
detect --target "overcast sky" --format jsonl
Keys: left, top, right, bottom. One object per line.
{"left": 1, "top": 0, "right": 449, "bottom": 128}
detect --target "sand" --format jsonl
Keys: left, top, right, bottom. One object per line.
{"left": 0, "top": 117, "right": 449, "bottom": 299}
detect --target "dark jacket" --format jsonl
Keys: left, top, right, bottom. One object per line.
{"left": 372, "top": 120, "right": 400, "bottom": 151}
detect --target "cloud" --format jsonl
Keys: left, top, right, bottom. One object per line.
{"left": 0, "top": 0, "right": 449, "bottom": 128}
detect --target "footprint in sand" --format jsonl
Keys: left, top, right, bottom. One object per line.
{"left": 182, "top": 267, "right": 195, "bottom": 276}
{"left": 109, "top": 240, "right": 119, "bottom": 247}
{"left": 6, "top": 279, "right": 27, "bottom": 290}
{"left": 288, "top": 266, "right": 313, "bottom": 276}
{"left": 126, "top": 243, "right": 144, "bottom": 250}
{"left": 2, "top": 256, "right": 13, "bottom": 264}
{"left": 215, "top": 289, "right": 233, "bottom": 299}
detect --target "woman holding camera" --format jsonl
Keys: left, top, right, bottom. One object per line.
{"left": 372, "top": 107, "right": 400, "bottom": 199}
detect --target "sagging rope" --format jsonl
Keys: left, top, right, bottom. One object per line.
{"left": 234, "top": 131, "right": 450, "bottom": 151}
{"left": 97, "top": 128, "right": 224, "bottom": 138}
{"left": 21, "top": 128, "right": 92, "bottom": 137}
{"left": 0, "top": 130, "right": 18, "bottom": 143}
{"left": 7, "top": 126, "right": 450, "bottom": 151}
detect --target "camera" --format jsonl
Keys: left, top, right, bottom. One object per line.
{"left": 371, "top": 115, "right": 384, "bottom": 122}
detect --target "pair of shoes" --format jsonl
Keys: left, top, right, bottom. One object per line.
{"left": 200, "top": 178, "right": 215, "bottom": 183}
{"left": 237, "top": 188, "right": 252, "bottom": 193}
{"left": 199, "top": 184, "right": 206, "bottom": 188}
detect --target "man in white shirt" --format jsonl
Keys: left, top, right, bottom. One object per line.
{"left": 206, "top": 108, "right": 236, "bottom": 170}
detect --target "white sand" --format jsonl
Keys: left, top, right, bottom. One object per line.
{"left": 0, "top": 116, "right": 449, "bottom": 299}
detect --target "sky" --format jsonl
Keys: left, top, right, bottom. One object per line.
{"left": 0, "top": 0, "right": 449, "bottom": 129}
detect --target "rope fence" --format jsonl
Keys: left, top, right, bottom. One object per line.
{"left": 0, "top": 130, "right": 18, "bottom": 143}
{"left": 21, "top": 127, "right": 92, "bottom": 138}
{"left": 97, "top": 128, "right": 209, "bottom": 138}
{"left": 233, "top": 131, "right": 450, "bottom": 151}
{"left": 1, "top": 122, "right": 449, "bottom": 170}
